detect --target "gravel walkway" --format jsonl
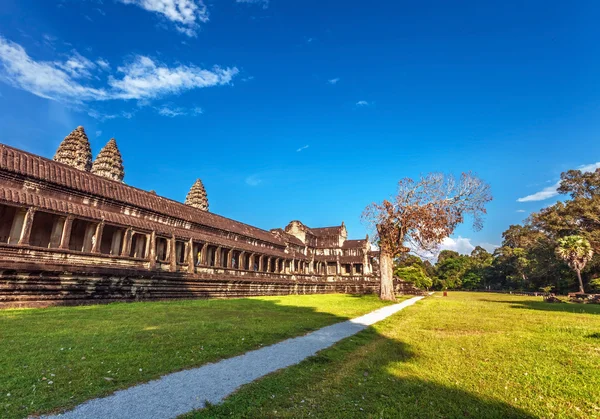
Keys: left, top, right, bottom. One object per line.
{"left": 46, "top": 296, "right": 424, "bottom": 419}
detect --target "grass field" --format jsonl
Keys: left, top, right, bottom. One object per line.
{"left": 194, "top": 292, "right": 600, "bottom": 418}
{"left": 0, "top": 294, "right": 397, "bottom": 419}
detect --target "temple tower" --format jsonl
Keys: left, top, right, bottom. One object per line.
{"left": 53, "top": 126, "right": 92, "bottom": 172}
{"left": 185, "top": 179, "right": 209, "bottom": 211}
{"left": 91, "top": 138, "right": 125, "bottom": 182}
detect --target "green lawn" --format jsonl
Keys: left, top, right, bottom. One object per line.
{"left": 0, "top": 294, "right": 396, "bottom": 419}
{"left": 194, "top": 292, "right": 600, "bottom": 418}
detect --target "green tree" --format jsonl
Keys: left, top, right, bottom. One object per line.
{"left": 555, "top": 235, "right": 594, "bottom": 293}
{"left": 394, "top": 265, "right": 433, "bottom": 290}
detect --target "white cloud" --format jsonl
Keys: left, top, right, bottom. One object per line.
{"left": 96, "top": 58, "right": 110, "bottom": 71}
{"left": 55, "top": 51, "right": 97, "bottom": 78}
{"left": 157, "top": 105, "right": 186, "bottom": 117}
{"left": 96, "top": 130, "right": 102, "bottom": 137}
{"left": 156, "top": 104, "right": 203, "bottom": 117}
{"left": 245, "top": 174, "right": 262, "bottom": 186}
{"left": 355, "top": 100, "right": 371, "bottom": 107}
{"left": 109, "top": 55, "right": 238, "bottom": 100}
{"left": 236, "top": 0, "right": 269, "bottom": 8}
{"left": 328, "top": 77, "right": 340, "bottom": 85}
{"left": 296, "top": 145, "right": 309, "bottom": 152}
{"left": 0, "top": 37, "right": 238, "bottom": 105}
{"left": 516, "top": 209, "right": 526, "bottom": 213}
{"left": 517, "top": 162, "right": 600, "bottom": 202}
{"left": 412, "top": 236, "right": 499, "bottom": 261}
{"left": 118, "top": 0, "right": 209, "bottom": 37}
{"left": 0, "top": 36, "right": 106, "bottom": 102}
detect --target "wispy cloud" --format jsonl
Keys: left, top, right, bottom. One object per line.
{"left": 516, "top": 209, "right": 526, "bottom": 213}
{"left": 96, "top": 130, "right": 102, "bottom": 137}
{"left": 327, "top": 77, "right": 340, "bottom": 85}
{"left": 245, "top": 174, "right": 262, "bottom": 186}
{"left": 110, "top": 55, "right": 238, "bottom": 100}
{"left": 117, "top": 0, "right": 209, "bottom": 37}
{"left": 517, "top": 162, "right": 600, "bottom": 202}
{"left": 96, "top": 58, "right": 110, "bottom": 71}
{"left": 236, "top": 0, "right": 269, "bottom": 8}
{"left": 0, "top": 36, "right": 238, "bottom": 105}
{"left": 156, "top": 104, "right": 203, "bottom": 117}
{"left": 296, "top": 145, "right": 309, "bottom": 152}
{"left": 355, "top": 100, "right": 371, "bottom": 107}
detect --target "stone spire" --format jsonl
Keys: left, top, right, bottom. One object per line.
{"left": 91, "top": 138, "right": 125, "bottom": 182}
{"left": 53, "top": 126, "right": 92, "bottom": 171}
{"left": 185, "top": 179, "right": 209, "bottom": 211}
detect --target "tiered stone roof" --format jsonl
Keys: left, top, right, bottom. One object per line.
{"left": 185, "top": 179, "right": 209, "bottom": 211}
{"left": 53, "top": 126, "right": 92, "bottom": 172}
{"left": 0, "top": 144, "right": 284, "bottom": 247}
{"left": 91, "top": 138, "right": 125, "bottom": 182}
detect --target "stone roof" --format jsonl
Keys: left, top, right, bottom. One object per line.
{"left": 342, "top": 239, "right": 368, "bottom": 249}
{"left": 0, "top": 185, "right": 290, "bottom": 258}
{"left": 91, "top": 138, "right": 125, "bottom": 182}
{"left": 53, "top": 126, "right": 92, "bottom": 172}
{"left": 311, "top": 226, "right": 343, "bottom": 237}
{"left": 270, "top": 228, "right": 305, "bottom": 247}
{"left": 185, "top": 179, "right": 208, "bottom": 211}
{"left": 0, "top": 144, "right": 285, "bottom": 247}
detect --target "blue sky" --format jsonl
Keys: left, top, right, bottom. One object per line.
{"left": 0, "top": 0, "right": 599, "bottom": 255}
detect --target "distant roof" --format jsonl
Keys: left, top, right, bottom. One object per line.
{"left": 311, "top": 226, "right": 342, "bottom": 237}
{"left": 342, "top": 239, "right": 368, "bottom": 249}
{"left": 270, "top": 228, "right": 305, "bottom": 247}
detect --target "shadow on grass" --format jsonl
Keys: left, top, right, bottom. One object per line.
{"left": 0, "top": 296, "right": 387, "bottom": 419}
{"left": 195, "top": 327, "right": 535, "bottom": 419}
{"left": 481, "top": 299, "right": 600, "bottom": 315}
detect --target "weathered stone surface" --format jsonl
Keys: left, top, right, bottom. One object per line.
{"left": 185, "top": 179, "right": 209, "bottom": 211}
{"left": 53, "top": 126, "right": 92, "bottom": 172}
{"left": 91, "top": 138, "right": 125, "bottom": 182}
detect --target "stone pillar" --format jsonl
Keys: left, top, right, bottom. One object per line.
{"left": 187, "top": 238, "right": 195, "bottom": 274}
{"left": 59, "top": 216, "right": 73, "bottom": 250}
{"left": 350, "top": 263, "right": 355, "bottom": 276}
{"left": 49, "top": 217, "right": 65, "bottom": 248}
{"left": 227, "top": 249, "right": 233, "bottom": 269}
{"left": 17, "top": 207, "right": 36, "bottom": 246}
{"left": 215, "top": 247, "right": 222, "bottom": 268}
{"left": 239, "top": 252, "right": 246, "bottom": 270}
{"left": 169, "top": 235, "right": 177, "bottom": 272}
{"left": 91, "top": 222, "right": 104, "bottom": 253}
{"left": 148, "top": 231, "right": 157, "bottom": 269}
{"left": 258, "top": 255, "right": 263, "bottom": 272}
{"left": 266, "top": 257, "right": 271, "bottom": 273}
{"left": 336, "top": 256, "right": 341, "bottom": 276}
{"left": 110, "top": 229, "right": 123, "bottom": 255}
{"left": 121, "top": 228, "right": 133, "bottom": 257}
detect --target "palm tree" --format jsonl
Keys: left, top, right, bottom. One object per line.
{"left": 555, "top": 235, "right": 594, "bottom": 294}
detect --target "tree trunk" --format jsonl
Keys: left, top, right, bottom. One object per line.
{"left": 379, "top": 250, "right": 396, "bottom": 301}
{"left": 576, "top": 269, "right": 585, "bottom": 294}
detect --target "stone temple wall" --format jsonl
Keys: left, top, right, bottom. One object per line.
{"left": 0, "top": 142, "right": 419, "bottom": 309}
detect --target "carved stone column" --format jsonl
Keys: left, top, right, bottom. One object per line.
{"left": 227, "top": 249, "right": 233, "bottom": 269}
{"left": 187, "top": 238, "right": 195, "bottom": 274}
{"left": 91, "top": 222, "right": 104, "bottom": 253}
{"left": 121, "top": 228, "right": 133, "bottom": 257}
{"left": 148, "top": 231, "right": 157, "bottom": 269}
{"left": 215, "top": 246, "right": 222, "bottom": 268}
{"left": 59, "top": 216, "right": 74, "bottom": 250}
{"left": 18, "top": 207, "right": 36, "bottom": 246}
{"left": 169, "top": 235, "right": 177, "bottom": 272}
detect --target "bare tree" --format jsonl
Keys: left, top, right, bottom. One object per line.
{"left": 363, "top": 173, "right": 492, "bottom": 300}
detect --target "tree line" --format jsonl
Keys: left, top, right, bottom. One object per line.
{"left": 393, "top": 168, "right": 600, "bottom": 294}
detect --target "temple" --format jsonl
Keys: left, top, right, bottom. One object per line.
{"left": 0, "top": 127, "right": 413, "bottom": 308}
